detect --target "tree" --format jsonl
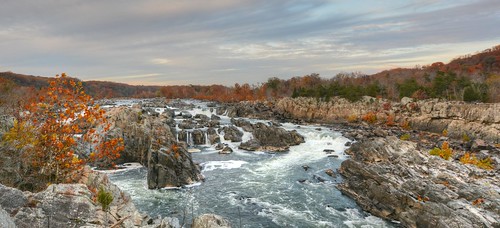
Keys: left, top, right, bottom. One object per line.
{"left": 2, "top": 73, "right": 124, "bottom": 191}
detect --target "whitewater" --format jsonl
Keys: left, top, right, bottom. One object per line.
{"left": 107, "top": 100, "right": 395, "bottom": 227}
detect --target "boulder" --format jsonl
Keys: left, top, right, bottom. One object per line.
{"left": 219, "top": 146, "right": 233, "bottom": 154}
{"left": 207, "top": 128, "right": 220, "bottom": 145}
{"left": 211, "top": 115, "right": 221, "bottom": 121}
{"left": 231, "top": 118, "right": 253, "bottom": 132}
{"left": 222, "top": 126, "right": 243, "bottom": 142}
{"left": 192, "top": 214, "right": 231, "bottom": 228}
{"left": 325, "top": 169, "right": 336, "bottom": 177}
{"left": 239, "top": 122, "right": 304, "bottom": 152}
{"left": 192, "top": 130, "right": 206, "bottom": 145}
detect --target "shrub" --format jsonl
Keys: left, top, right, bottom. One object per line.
{"left": 429, "top": 141, "right": 453, "bottom": 160}
{"left": 400, "top": 120, "right": 411, "bottom": 130}
{"left": 442, "top": 129, "right": 448, "bottom": 137}
{"left": 361, "top": 112, "right": 377, "bottom": 124}
{"left": 386, "top": 114, "right": 396, "bottom": 126}
{"left": 400, "top": 133, "right": 411, "bottom": 141}
{"left": 476, "top": 157, "right": 494, "bottom": 170}
{"left": 97, "top": 187, "right": 113, "bottom": 211}
{"left": 462, "top": 133, "right": 470, "bottom": 142}
{"left": 346, "top": 115, "right": 358, "bottom": 123}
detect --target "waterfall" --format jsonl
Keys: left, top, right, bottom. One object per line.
{"left": 204, "top": 131, "right": 210, "bottom": 145}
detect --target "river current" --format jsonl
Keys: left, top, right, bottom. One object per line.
{"left": 107, "top": 100, "right": 396, "bottom": 228}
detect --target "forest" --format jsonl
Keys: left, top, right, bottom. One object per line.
{"left": 1, "top": 45, "right": 499, "bottom": 106}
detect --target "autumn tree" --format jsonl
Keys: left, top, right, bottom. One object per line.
{"left": 2, "top": 73, "right": 124, "bottom": 191}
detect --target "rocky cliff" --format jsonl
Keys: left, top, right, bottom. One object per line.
{"left": 337, "top": 137, "right": 500, "bottom": 228}
{"left": 0, "top": 167, "right": 180, "bottom": 227}
{"left": 106, "top": 106, "right": 203, "bottom": 189}
{"left": 275, "top": 97, "right": 500, "bottom": 142}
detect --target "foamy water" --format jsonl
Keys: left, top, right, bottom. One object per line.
{"left": 108, "top": 100, "right": 396, "bottom": 227}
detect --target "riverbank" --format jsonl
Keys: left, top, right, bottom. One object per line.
{"left": 218, "top": 97, "right": 499, "bottom": 227}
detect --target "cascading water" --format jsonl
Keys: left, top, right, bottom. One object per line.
{"left": 108, "top": 100, "right": 396, "bottom": 227}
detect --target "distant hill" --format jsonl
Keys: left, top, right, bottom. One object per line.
{"left": 0, "top": 72, "right": 161, "bottom": 99}
{"left": 1, "top": 44, "right": 499, "bottom": 102}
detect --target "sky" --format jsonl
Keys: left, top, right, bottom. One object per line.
{"left": 0, "top": 0, "right": 499, "bottom": 86}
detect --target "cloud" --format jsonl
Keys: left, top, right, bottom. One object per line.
{"left": 0, "top": 0, "right": 498, "bottom": 85}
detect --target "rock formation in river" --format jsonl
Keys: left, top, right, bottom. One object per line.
{"left": 337, "top": 136, "right": 500, "bottom": 228}
{"left": 234, "top": 119, "right": 305, "bottom": 152}
{"left": 106, "top": 106, "right": 203, "bottom": 189}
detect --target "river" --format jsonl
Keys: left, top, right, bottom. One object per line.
{"left": 107, "top": 100, "right": 396, "bottom": 228}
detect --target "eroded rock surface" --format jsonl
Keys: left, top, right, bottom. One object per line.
{"left": 337, "top": 137, "right": 500, "bottom": 228}
{"left": 0, "top": 168, "right": 180, "bottom": 228}
{"left": 106, "top": 106, "right": 203, "bottom": 189}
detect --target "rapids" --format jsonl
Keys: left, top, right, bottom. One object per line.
{"left": 107, "top": 100, "right": 396, "bottom": 227}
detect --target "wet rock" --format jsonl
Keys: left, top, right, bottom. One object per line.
{"left": 231, "top": 118, "right": 253, "bottom": 132}
{"left": 313, "top": 175, "right": 326, "bottom": 183}
{"left": 298, "top": 179, "right": 307, "bottom": 183}
{"left": 238, "top": 139, "right": 261, "bottom": 151}
{"left": 178, "top": 120, "right": 196, "bottom": 129}
{"left": 239, "top": 122, "right": 304, "bottom": 152}
{"left": 215, "top": 143, "right": 224, "bottom": 150}
{"left": 192, "top": 214, "right": 231, "bottom": 228}
{"left": 325, "top": 169, "right": 336, "bottom": 177}
{"left": 207, "top": 128, "right": 220, "bottom": 145}
{"left": 302, "top": 165, "right": 310, "bottom": 171}
{"left": 323, "top": 149, "right": 335, "bottom": 154}
{"left": 345, "top": 141, "right": 352, "bottom": 147}
{"left": 194, "top": 114, "right": 209, "bottom": 122}
{"left": 192, "top": 130, "right": 205, "bottom": 145}
{"left": 327, "top": 154, "right": 339, "bottom": 158}
{"left": 222, "top": 126, "right": 243, "bottom": 142}
{"left": 219, "top": 146, "right": 233, "bottom": 154}
{"left": 181, "top": 112, "right": 192, "bottom": 119}
{"left": 211, "top": 115, "right": 221, "bottom": 121}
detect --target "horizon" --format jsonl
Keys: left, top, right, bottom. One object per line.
{"left": 1, "top": 0, "right": 499, "bottom": 86}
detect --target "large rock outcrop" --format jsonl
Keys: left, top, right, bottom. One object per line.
{"left": 275, "top": 97, "right": 500, "bottom": 142}
{"left": 235, "top": 120, "right": 305, "bottom": 152}
{"left": 192, "top": 214, "right": 231, "bottom": 228}
{"left": 0, "top": 167, "right": 179, "bottom": 227}
{"left": 106, "top": 106, "right": 203, "bottom": 189}
{"left": 337, "top": 137, "right": 500, "bottom": 228}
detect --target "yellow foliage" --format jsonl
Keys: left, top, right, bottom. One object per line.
{"left": 346, "top": 114, "right": 358, "bottom": 123}
{"left": 429, "top": 141, "right": 453, "bottom": 160}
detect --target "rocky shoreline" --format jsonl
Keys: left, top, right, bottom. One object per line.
{"left": 1, "top": 97, "right": 499, "bottom": 227}
{"left": 218, "top": 97, "right": 500, "bottom": 227}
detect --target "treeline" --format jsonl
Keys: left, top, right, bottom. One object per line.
{"left": 1, "top": 44, "right": 499, "bottom": 103}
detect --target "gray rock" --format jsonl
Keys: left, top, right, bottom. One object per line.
{"left": 0, "top": 206, "right": 16, "bottom": 228}
{"left": 192, "top": 130, "right": 206, "bottom": 145}
{"left": 222, "top": 126, "right": 243, "bottom": 142}
{"left": 192, "top": 214, "right": 231, "bottom": 228}
{"left": 219, "top": 146, "right": 233, "bottom": 154}
{"left": 338, "top": 137, "right": 500, "bottom": 228}
{"left": 0, "top": 184, "right": 28, "bottom": 214}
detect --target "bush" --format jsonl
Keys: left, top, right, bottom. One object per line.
{"left": 361, "top": 112, "right": 377, "bottom": 124}
{"left": 459, "top": 153, "right": 494, "bottom": 170}
{"left": 429, "top": 141, "right": 453, "bottom": 160}
{"left": 346, "top": 115, "right": 358, "bottom": 123}
{"left": 476, "top": 157, "right": 494, "bottom": 170}
{"left": 97, "top": 187, "right": 113, "bottom": 211}
{"left": 400, "top": 133, "right": 410, "bottom": 141}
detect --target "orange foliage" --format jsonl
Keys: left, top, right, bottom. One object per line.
{"left": 3, "top": 73, "right": 124, "bottom": 187}
{"left": 361, "top": 112, "right": 377, "bottom": 124}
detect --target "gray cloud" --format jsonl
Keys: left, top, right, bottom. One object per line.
{"left": 0, "top": 0, "right": 499, "bottom": 85}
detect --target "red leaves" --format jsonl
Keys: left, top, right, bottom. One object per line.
{"left": 5, "top": 73, "right": 124, "bottom": 184}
